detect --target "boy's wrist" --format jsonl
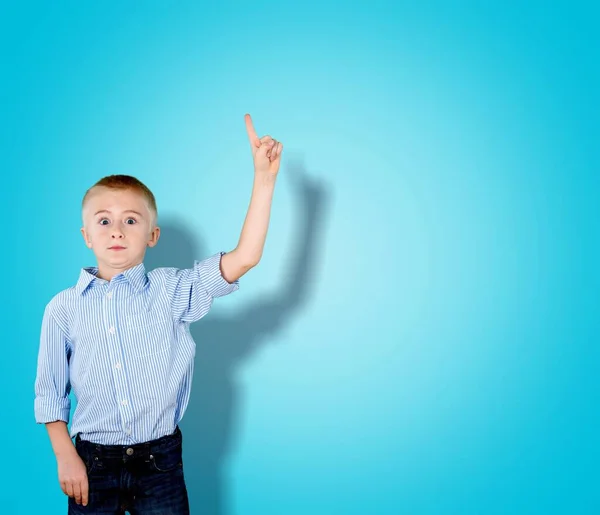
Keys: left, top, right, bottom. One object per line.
{"left": 253, "top": 169, "right": 278, "bottom": 187}
{"left": 55, "top": 446, "right": 79, "bottom": 461}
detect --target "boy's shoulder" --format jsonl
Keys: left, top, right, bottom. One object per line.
{"left": 43, "top": 283, "right": 80, "bottom": 318}
{"left": 44, "top": 264, "right": 99, "bottom": 316}
{"left": 44, "top": 264, "right": 104, "bottom": 313}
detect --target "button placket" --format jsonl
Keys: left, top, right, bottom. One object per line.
{"left": 104, "top": 282, "right": 131, "bottom": 438}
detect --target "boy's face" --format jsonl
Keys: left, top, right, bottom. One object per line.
{"left": 81, "top": 187, "right": 160, "bottom": 277}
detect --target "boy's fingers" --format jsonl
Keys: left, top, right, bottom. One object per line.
{"left": 257, "top": 142, "right": 270, "bottom": 159}
{"left": 73, "top": 482, "right": 82, "bottom": 504}
{"left": 245, "top": 114, "right": 260, "bottom": 149}
{"left": 66, "top": 482, "right": 74, "bottom": 498}
{"left": 60, "top": 481, "right": 68, "bottom": 496}
{"left": 82, "top": 478, "right": 89, "bottom": 506}
{"left": 269, "top": 142, "right": 282, "bottom": 162}
{"left": 255, "top": 135, "right": 278, "bottom": 160}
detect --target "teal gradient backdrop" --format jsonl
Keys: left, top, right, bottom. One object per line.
{"left": 3, "top": 1, "right": 598, "bottom": 514}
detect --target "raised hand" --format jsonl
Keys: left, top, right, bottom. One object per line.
{"left": 244, "top": 113, "right": 283, "bottom": 176}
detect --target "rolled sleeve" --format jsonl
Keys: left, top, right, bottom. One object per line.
{"left": 34, "top": 305, "right": 71, "bottom": 424}
{"left": 198, "top": 251, "right": 240, "bottom": 298}
{"left": 166, "top": 251, "right": 239, "bottom": 323}
{"left": 34, "top": 396, "right": 71, "bottom": 425}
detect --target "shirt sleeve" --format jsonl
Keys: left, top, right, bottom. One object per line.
{"left": 166, "top": 251, "right": 240, "bottom": 323}
{"left": 34, "top": 303, "right": 71, "bottom": 424}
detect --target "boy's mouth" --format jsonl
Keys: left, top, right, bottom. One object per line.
{"left": 109, "top": 245, "right": 126, "bottom": 251}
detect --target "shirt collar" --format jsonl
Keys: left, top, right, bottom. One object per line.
{"left": 74, "top": 263, "right": 148, "bottom": 295}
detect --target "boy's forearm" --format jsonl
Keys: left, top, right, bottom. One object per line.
{"left": 233, "top": 174, "right": 277, "bottom": 265}
{"left": 46, "top": 421, "right": 78, "bottom": 459}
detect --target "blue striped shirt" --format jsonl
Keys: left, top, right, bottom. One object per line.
{"left": 34, "top": 252, "right": 239, "bottom": 445}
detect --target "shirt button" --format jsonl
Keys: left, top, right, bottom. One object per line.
{"left": 125, "top": 427, "right": 131, "bottom": 435}
{"left": 115, "top": 362, "right": 121, "bottom": 370}
{"left": 121, "top": 399, "right": 128, "bottom": 406}
{"left": 109, "top": 327, "right": 115, "bottom": 334}
{"left": 106, "top": 292, "right": 113, "bottom": 299}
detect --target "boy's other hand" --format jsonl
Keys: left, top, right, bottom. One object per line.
{"left": 245, "top": 113, "right": 283, "bottom": 176}
{"left": 57, "top": 452, "right": 89, "bottom": 506}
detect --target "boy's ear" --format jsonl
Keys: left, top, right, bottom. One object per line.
{"left": 147, "top": 226, "right": 160, "bottom": 248}
{"left": 80, "top": 227, "right": 92, "bottom": 248}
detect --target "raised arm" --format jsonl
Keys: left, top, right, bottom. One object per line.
{"left": 221, "top": 114, "right": 283, "bottom": 282}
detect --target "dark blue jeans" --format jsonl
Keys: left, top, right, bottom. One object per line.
{"left": 69, "top": 427, "right": 189, "bottom": 514}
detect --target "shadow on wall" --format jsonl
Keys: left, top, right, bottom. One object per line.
{"left": 144, "top": 156, "right": 332, "bottom": 515}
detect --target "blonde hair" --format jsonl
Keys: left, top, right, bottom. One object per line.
{"left": 82, "top": 174, "right": 158, "bottom": 225}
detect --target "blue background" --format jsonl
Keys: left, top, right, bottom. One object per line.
{"left": 3, "top": 1, "right": 599, "bottom": 514}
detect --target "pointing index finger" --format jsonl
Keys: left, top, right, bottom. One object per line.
{"left": 244, "top": 113, "right": 260, "bottom": 148}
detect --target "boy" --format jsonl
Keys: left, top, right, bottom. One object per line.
{"left": 34, "top": 114, "right": 283, "bottom": 514}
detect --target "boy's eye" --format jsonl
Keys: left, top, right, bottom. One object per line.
{"left": 99, "top": 219, "right": 110, "bottom": 225}
{"left": 125, "top": 218, "right": 137, "bottom": 225}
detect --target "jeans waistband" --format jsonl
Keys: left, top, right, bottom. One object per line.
{"left": 75, "top": 426, "right": 182, "bottom": 460}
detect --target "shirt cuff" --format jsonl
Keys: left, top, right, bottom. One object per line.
{"left": 196, "top": 252, "right": 240, "bottom": 298}
{"left": 34, "top": 397, "right": 70, "bottom": 424}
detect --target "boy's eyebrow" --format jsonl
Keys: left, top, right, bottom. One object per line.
{"left": 93, "top": 209, "right": 144, "bottom": 217}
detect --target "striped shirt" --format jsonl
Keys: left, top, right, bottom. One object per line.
{"left": 34, "top": 252, "right": 239, "bottom": 445}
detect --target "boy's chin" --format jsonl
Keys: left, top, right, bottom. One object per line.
{"left": 98, "top": 252, "right": 144, "bottom": 268}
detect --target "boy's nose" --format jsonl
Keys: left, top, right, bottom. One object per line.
{"left": 111, "top": 231, "right": 124, "bottom": 238}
